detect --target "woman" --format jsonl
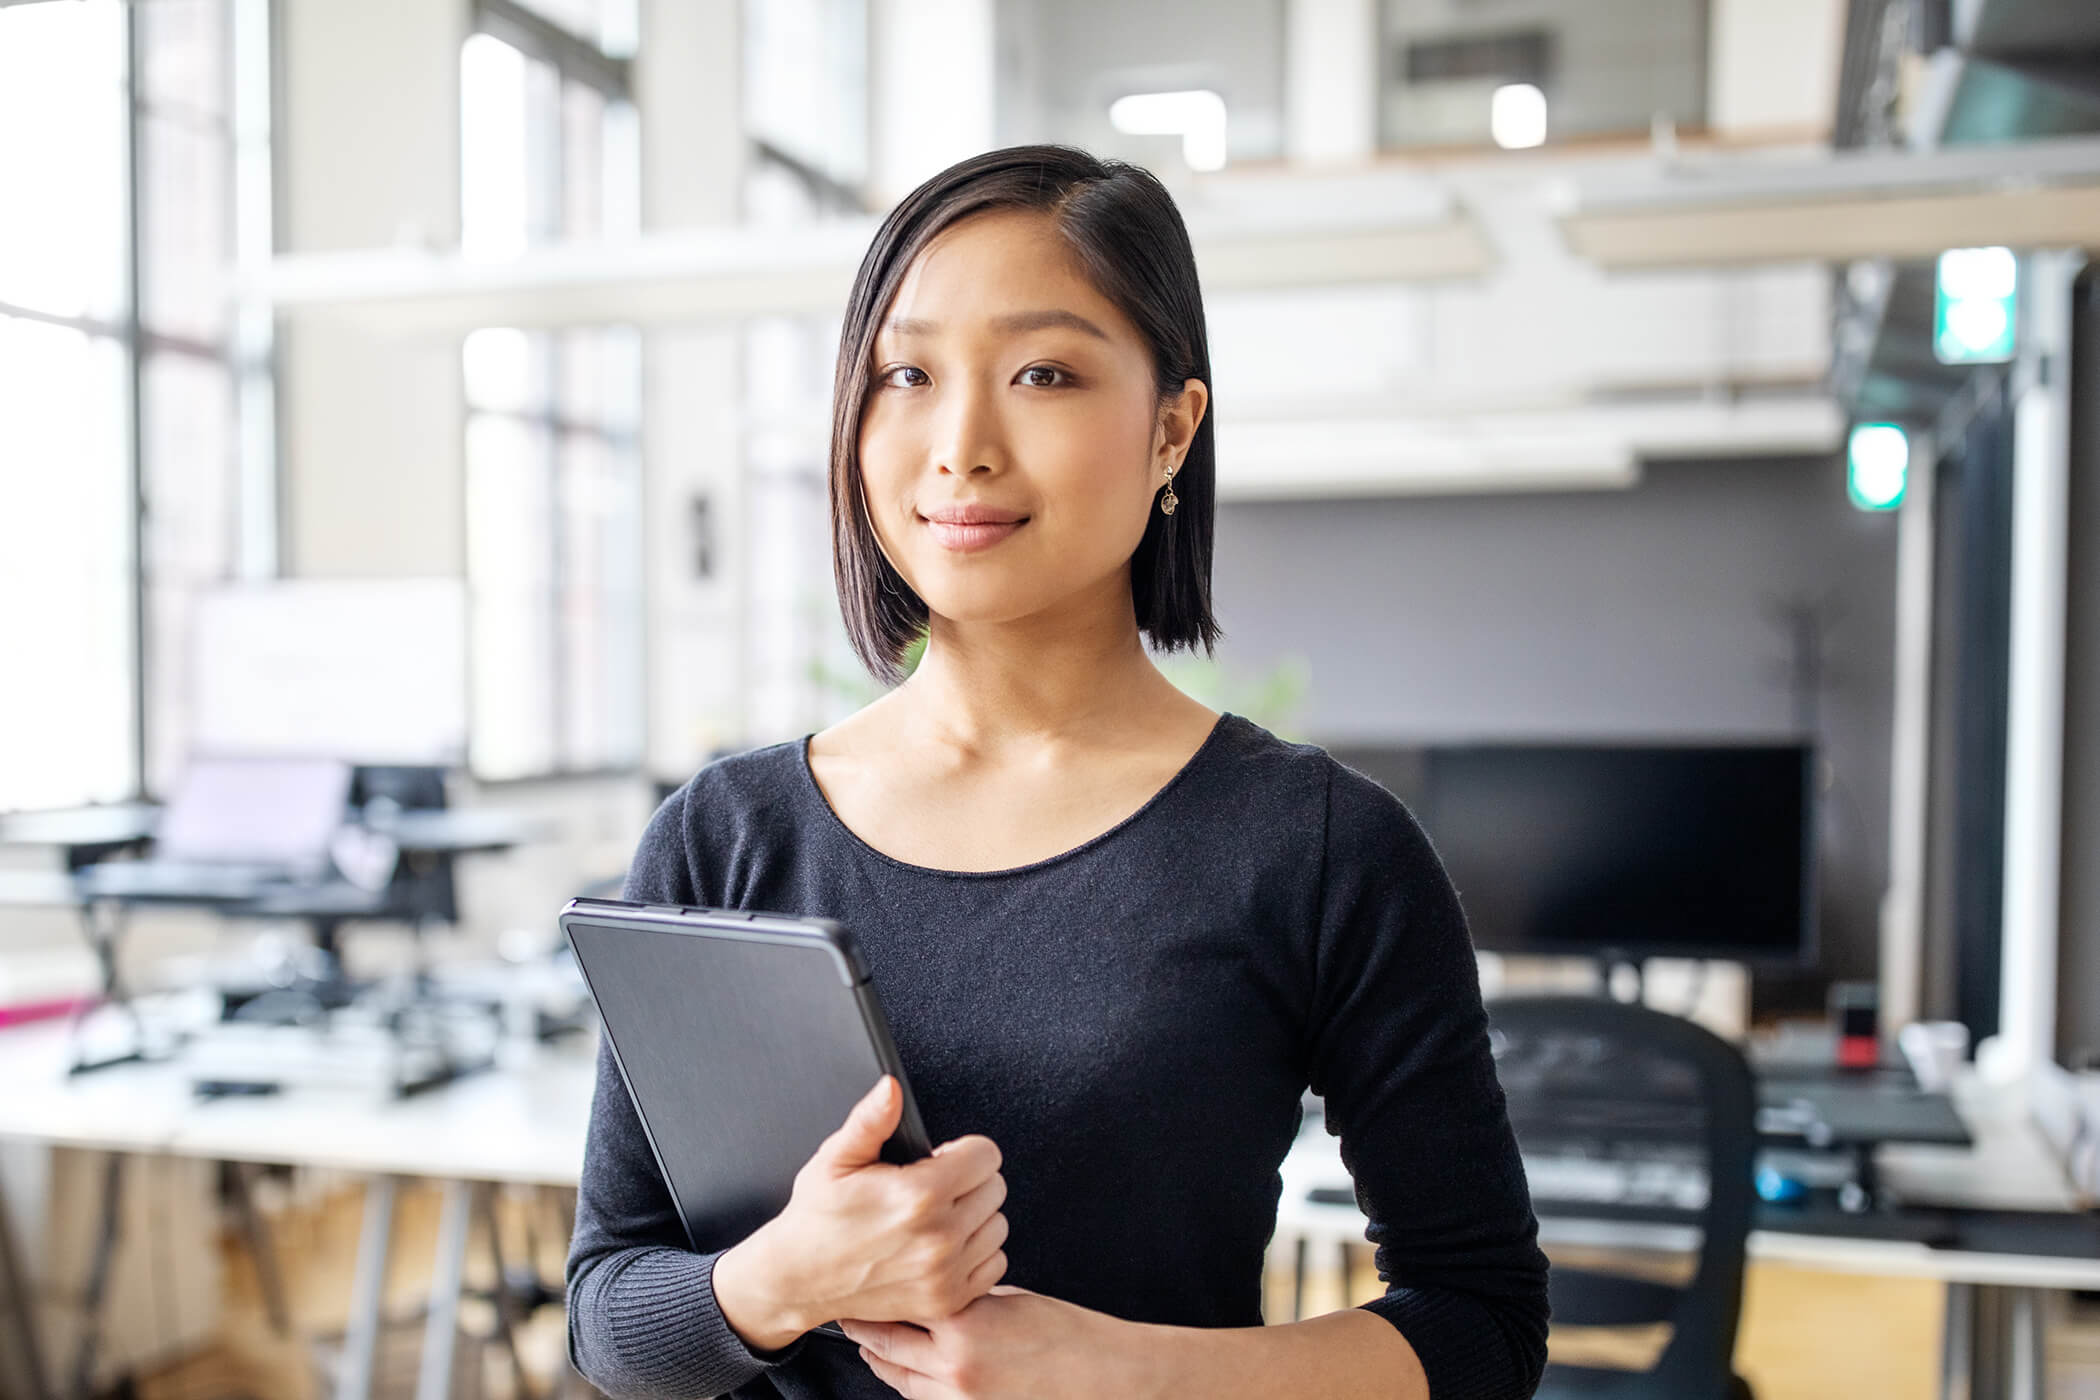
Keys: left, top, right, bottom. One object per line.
{"left": 566, "top": 144, "right": 1550, "bottom": 1400}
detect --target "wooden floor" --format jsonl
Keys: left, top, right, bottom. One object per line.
{"left": 119, "top": 1179, "right": 2094, "bottom": 1400}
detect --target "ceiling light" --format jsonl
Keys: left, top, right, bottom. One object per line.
{"left": 1490, "top": 83, "right": 1547, "bottom": 150}
{"left": 1109, "top": 89, "right": 1228, "bottom": 172}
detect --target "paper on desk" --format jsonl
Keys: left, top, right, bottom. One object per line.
{"left": 2027, "top": 1060, "right": 2100, "bottom": 1206}
{"left": 1879, "top": 1069, "right": 2091, "bottom": 1212}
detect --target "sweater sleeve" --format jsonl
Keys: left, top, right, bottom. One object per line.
{"left": 564, "top": 781, "right": 817, "bottom": 1398}
{"left": 1306, "top": 758, "right": 1552, "bottom": 1400}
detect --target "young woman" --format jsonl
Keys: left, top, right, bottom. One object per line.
{"left": 566, "top": 145, "right": 1549, "bottom": 1400}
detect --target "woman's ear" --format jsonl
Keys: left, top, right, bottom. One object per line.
{"left": 1155, "top": 377, "right": 1210, "bottom": 470}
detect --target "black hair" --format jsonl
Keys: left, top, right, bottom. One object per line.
{"left": 828, "top": 143, "right": 1220, "bottom": 686}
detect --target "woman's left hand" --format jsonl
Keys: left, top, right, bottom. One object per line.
{"left": 837, "top": 1285, "right": 1162, "bottom": 1399}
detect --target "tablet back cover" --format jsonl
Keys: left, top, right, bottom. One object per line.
{"left": 566, "top": 912, "right": 893, "bottom": 1250}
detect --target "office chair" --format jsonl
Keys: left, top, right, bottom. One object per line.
{"left": 349, "top": 763, "right": 458, "bottom": 928}
{"left": 1486, "top": 995, "right": 1757, "bottom": 1400}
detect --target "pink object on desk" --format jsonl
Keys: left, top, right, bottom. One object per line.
{"left": 0, "top": 995, "right": 99, "bottom": 1028}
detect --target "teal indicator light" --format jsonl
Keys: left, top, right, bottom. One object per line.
{"left": 1934, "top": 247, "right": 2017, "bottom": 364}
{"left": 1848, "top": 423, "right": 1909, "bottom": 511}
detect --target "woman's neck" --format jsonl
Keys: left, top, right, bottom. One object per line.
{"left": 893, "top": 595, "right": 1192, "bottom": 760}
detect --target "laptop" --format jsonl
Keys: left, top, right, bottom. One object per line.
{"left": 76, "top": 755, "right": 355, "bottom": 900}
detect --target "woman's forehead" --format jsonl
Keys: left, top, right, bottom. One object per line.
{"left": 881, "top": 209, "right": 1124, "bottom": 340}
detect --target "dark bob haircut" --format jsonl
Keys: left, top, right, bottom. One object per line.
{"left": 829, "top": 143, "right": 1221, "bottom": 686}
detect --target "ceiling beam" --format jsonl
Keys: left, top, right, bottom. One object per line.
{"left": 1560, "top": 134, "right": 2100, "bottom": 267}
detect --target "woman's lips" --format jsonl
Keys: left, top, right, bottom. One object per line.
{"left": 920, "top": 515, "right": 1027, "bottom": 552}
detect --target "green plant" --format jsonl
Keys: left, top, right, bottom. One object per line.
{"left": 807, "top": 628, "right": 927, "bottom": 710}
{"left": 809, "top": 632, "right": 1311, "bottom": 741}
{"left": 1155, "top": 652, "right": 1312, "bottom": 739}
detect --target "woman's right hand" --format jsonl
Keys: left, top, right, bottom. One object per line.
{"left": 714, "top": 1075, "right": 1009, "bottom": 1347}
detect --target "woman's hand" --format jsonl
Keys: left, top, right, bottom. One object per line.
{"left": 716, "top": 1075, "right": 1009, "bottom": 1350}
{"left": 838, "top": 1286, "right": 1166, "bottom": 1399}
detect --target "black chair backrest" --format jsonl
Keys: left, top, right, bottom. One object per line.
{"left": 1486, "top": 995, "right": 1756, "bottom": 1400}
{"left": 349, "top": 765, "right": 456, "bottom": 925}
{"left": 351, "top": 765, "right": 449, "bottom": 812}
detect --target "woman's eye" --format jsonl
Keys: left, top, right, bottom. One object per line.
{"left": 1019, "top": 365, "right": 1065, "bottom": 388}
{"left": 881, "top": 366, "right": 928, "bottom": 388}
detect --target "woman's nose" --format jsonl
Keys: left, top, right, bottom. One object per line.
{"left": 932, "top": 381, "right": 1005, "bottom": 477}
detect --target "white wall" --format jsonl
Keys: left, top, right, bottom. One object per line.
{"left": 277, "top": 0, "right": 467, "bottom": 577}
{"left": 1708, "top": 0, "right": 1846, "bottom": 139}
{"left": 1213, "top": 454, "right": 1900, "bottom": 994}
{"left": 638, "top": 0, "right": 751, "bottom": 774}
{"left": 868, "top": 0, "right": 995, "bottom": 206}
{"left": 1284, "top": 0, "right": 1377, "bottom": 167}
{"left": 269, "top": 1, "right": 722, "bottom": 946}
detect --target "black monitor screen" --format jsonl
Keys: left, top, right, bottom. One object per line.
{"left": 1417, "top": 744, "right": 1813, "bottom": 964}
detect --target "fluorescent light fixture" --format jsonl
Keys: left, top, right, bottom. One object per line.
{"left": 1847, "top": 422, "right": 1909, "bottom": 510}
{"left": 1109, "top": 89, "right": 1228, "bottom": 172}
{"left": 1934, "top": 245, "right": 2017, "bottom": 363}
{"left": 1490, "top": 83, "right": 1547, "bottom": 150}
{"left": 1938, "top": 245, "right": 2017, "bottom": 299}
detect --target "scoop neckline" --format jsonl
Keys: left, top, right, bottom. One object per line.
{"left": 795, "top": 710, "right": 1237, "bottom": 880}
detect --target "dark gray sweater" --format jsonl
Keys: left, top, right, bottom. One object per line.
{"left": 566, "top": 711, "right": 1549, "bottom": 1399}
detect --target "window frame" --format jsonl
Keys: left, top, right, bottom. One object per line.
{"left": 460, "top": 0, "right": 646, "bottom": 785}
{"left": 0, "top": 0, "right": 269, "bottom": 813}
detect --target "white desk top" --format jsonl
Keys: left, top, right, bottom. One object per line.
{"left": 1276, "top": 1187, "right": 2100, "bottom": 1290}
{"left": 1877, "top": 1070, "right": 2085, "bottom": 1212}
{"left": 0, "top": 1021, "right": 197, "bottom": 1155}
{"left": 2, "top": 1018, "right": 2093, "bottom": 1288}
{"left": 168, "top": 1042, "right": 597, "bottom": 1186}
{"left": 1275, "top": 1065, "right": 2100, "bottom": 1289}
{"left": 0, "top": 1018, "right": 597, "bottom": 1186}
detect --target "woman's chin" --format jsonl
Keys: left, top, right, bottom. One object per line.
{"left": 914, "top": 585, "right": 1055, "bottom": 629}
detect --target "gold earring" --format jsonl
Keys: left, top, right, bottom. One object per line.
{"left": 1159, "top": 462, "right": 1179, "bottom": 516}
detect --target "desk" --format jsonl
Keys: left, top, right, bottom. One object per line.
{"left": 358, "top": 809, "right": 553, "bottom": 857}
{"left": 0, "top": 1018, "right": 596, "bottom": 1400}
{"left": 0, "top": 804, "right": 546, "bottom": 864}
{"left": 0, "top": 806, "right": 552, "bottom": 1068}
{"left": 1276, "top": 1067, "right": 2098, "bottom": 1400}
{"left": 0, "top": 807, "right": 157, "bottom": 870}
{"left": 9, "top": 1015, "right": 2088, "bottom": 1400}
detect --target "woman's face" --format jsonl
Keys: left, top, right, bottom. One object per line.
{"left": 856, "top": 207, "right": 1206, "bottom": 635}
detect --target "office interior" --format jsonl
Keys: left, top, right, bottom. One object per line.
{"left": 1, "top": 0, "right": 2098, "bottom": 1396}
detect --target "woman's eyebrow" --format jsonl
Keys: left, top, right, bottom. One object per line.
{"left": 880, "top": 309, "right": 1110, "bottom": 341}
{"left": 993, "top": 309, "right": 1110, "bottom": 339}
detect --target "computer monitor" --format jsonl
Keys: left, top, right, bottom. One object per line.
{"left": 190, "top": 580, "right": 468, "bottom": 766}
{"left": 1393, "top": 742, "right": 1816, "bottom": 966}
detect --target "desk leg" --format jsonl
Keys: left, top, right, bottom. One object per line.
{"left": 414, "top": 1180, "right": 472, "bottom": 1400}
{"left": 0, "top": 1166, "right": 54, "bottom": 1400}
{"left": 226, "top": 1162, "right": 290, "bottom": 1336}
{"left": 477, "top": 1185, "right": 534, "bottom": 1400}
{"left": 338, "top": 1176, "right": 397, "bottom": 1400}
{"left": 66, "top": 904, "right": 144, "bottom": 1076}
{"left": 1941, "top": 1280, "right": 1974, "bottom": 1400}
{"left": 2006, "top": 1287, "right": 2044, "bottom": 1400}
{"left": 67, "top": 1153, "right": 123, "bottom": 1400}
{"left": 1958, "top": 1283, "right": 2055, "bottom": 1400}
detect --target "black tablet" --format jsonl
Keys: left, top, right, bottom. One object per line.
{"left": 559, "top": 897, "right": 934, "bottom": 1273}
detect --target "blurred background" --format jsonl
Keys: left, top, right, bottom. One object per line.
{"left": 1, "top": 0, "right": 2098, "bottom": 1397}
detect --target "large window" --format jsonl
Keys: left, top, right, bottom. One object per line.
{"left": 740, "top": 0, "right": 873, "bottom": 738}
{"left": 460, "top": 0, "right": 645, "bottom": 780}
{"left": 0, "top": 0, "right": 266, "bottom": 813}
